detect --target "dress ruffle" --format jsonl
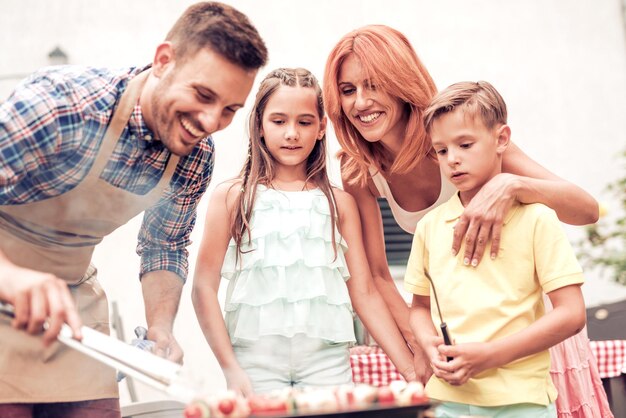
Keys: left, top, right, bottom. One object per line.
{"left": 222, "top": 186, "right": 355, "bottom": 345}
{"left": 549, "top": 329, "right": 614, "bottom": 418}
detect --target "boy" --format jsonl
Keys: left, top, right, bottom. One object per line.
{"left": 404, "top": 81, "right": 586, "bottom": 417}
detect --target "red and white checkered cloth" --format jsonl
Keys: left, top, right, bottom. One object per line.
{"left": 351, "top": 341, "right": 626, "bottom": 385}
{"left": 589, "top": 340, "right": 626, "bottom": 379}
{"left": 349, "top": 346, "right": 404, "bottom": 386}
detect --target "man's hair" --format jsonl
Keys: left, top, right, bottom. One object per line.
{"left": 165, "top": 2, "right": 268, "bottom": 69}
{"left": 424, "top": 81, "right": 507, "bottom": 134}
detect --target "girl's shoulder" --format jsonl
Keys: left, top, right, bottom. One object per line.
{"left": 331, "top": 186, "right": 358, "bottom": 216}
{"left": 210, "top": 179, "right": 243, "bottom": 208}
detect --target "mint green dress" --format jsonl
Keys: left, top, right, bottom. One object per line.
{"left": 221, "top": 185, "right": 356, "bottom": 346}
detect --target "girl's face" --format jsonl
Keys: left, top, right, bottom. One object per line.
{"left": 261, "top": 85, "right": 326, "bottom": 177}
{"left": 337, "top": 54, "right": 407, "bottom": 150}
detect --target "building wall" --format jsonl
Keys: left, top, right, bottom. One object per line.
{"left": 1, "top": 0, "right": 625, "bottom": 404}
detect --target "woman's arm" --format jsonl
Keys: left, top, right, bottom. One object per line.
{"left": 192, "top": 181, "right": 253, "bottom": 396}
{"left": 454, "top": 141, "right": 599, "bottom": 266}
{"left": 335, "top": 189, "right": 415, "bottom": 381}
{"left": 433, "top": 284, "right": 585, "bottom": 386}
{"left": 341, "top": 170, "right": 432, "bottom": 383}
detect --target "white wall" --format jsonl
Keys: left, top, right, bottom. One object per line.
{"left": 1, "top": 0, "right": 625, "bottom": 405}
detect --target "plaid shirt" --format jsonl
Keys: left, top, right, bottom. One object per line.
{"left": 0, "top": 65, "right": 215, "bottom": 281}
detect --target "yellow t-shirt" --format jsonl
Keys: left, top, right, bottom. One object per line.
{"left": 404, "top": 193, "right": 584, "bottom": 407}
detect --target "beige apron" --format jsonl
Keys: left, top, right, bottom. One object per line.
{"left": 0, "top": 70, "right": 180, "bottom": 403}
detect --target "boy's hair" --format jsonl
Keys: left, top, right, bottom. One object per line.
{"left": 165, "top": 2, "right": 268, "bottom": 69}
{"left": 323, "top": 24, "right": 438, "bottom": 186}
{"left": 424, "top": 81, "right": 508, "bottom": 134}
{"left": 232, "top": 68, "right": 338, "bottom": 259}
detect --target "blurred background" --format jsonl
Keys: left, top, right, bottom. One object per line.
{"left": 1, "top": 0, "right": 625, "bottom": 406}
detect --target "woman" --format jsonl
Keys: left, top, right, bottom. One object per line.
{"left": 323, "top": 25, "right": 610, "bottom": 418}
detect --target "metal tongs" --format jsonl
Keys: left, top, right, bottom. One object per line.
{"left": 0, "top": 302, "right": 196, "bottom": 403}
{"left": 423, "top": 270, "right": 453, "bottom": 362}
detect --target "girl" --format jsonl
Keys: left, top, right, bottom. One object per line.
{"left": 192, "top": 68, "right": 415, "bottom": 395}
{"left": 322, "top": 25, "right": 611, "bottom": 417}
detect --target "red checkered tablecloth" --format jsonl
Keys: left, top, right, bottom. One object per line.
{"left": 589, "top": 340, "right": 626, "bottom": 379}
{"left": 351, "top": 341, "right": 626, "bottom": 385}
{"left": 349, "top": 346, "right": 404, "bottom": 386}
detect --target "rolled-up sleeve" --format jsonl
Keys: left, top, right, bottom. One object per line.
{"left": 137, "top": 141, "right": 215, "bottom": 282}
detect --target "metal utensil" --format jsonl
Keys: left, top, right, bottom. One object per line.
{"left": 422, "top": 270, "right": 453, "bottom": 362}
{"left": 0, "top": 301, "right": 196, "bottom": 403}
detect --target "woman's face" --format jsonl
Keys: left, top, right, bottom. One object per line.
{"left": 337, "top": 53, "right": 407, "bottom": 149}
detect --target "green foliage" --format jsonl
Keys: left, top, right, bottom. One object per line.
{"left": 576, "top": 150, "right": 626, "bottom": 285}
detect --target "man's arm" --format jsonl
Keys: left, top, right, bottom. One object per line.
{"left": 141, "top": 270, "right": 184, "bottom": 363}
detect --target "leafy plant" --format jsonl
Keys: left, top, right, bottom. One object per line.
{"left": 576, "top": 149, "right": 626, "bottom": 285}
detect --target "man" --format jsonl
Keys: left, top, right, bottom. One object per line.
{"left": 0, "top": 2, "right": 267, "bottom": 417}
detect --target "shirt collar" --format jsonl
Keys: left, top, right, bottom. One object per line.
{"left": 125, "top": 66, "right": 158, "bottom": 145}
{"left": 443, "top": 192, "right": 520, "bottom": 225}
{"left": 128, "top": 104, "right": 156, "bottom": 144}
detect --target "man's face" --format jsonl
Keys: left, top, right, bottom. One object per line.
{"left": 148, "top": 45, "right": 257, "bottom": 156}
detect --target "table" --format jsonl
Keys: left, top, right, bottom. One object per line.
{"left": 590, "top": 340, "right": 626, "bottom": 417}
{"left": 590, "top": 340, "right": 626, "bottom": 378}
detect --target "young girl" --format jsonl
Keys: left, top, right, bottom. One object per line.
{"left": 192, "top": 68, "right": 415, "bottom": 395}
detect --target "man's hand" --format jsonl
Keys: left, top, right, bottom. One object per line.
{"left": 146, "top": 324, "right": 183, "bottom": 364}
{"left": 0, "top": 257, "right": 82, "bottom": 345}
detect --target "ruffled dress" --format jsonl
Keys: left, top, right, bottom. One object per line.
{"left": 221, "top": 186, "right": 356, "bottom": 345}
{"left": 541, "top": 295, "right": 613, "bottom": 417}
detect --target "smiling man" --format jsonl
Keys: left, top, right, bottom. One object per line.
{"left": 0, "top": 2, "right": 267, "bottom": 417}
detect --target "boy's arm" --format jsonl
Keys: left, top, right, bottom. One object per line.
{"left": 335, "top": 190, "right": 417, "bottom": 382}
{"left": 191, "top": 181, "right": 253, "bottom": 396}
{"left": 434, "top": 285, "right": 585, "bottom": 386}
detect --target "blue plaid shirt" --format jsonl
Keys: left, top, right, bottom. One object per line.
{"left": 0, "top": 65, "right": 215, "bottom": 281}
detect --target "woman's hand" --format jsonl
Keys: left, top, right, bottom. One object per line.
{"left": 452, "top": 173, "right": 519, "bottom": 266}
{"left": 411, "top": 345, "right": 434, "bottom": 385}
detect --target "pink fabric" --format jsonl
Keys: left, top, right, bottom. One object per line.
{"left": 549, "top": 331, "right": 613, "bottom": 418}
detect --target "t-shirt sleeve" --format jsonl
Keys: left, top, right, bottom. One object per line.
{"left": 404, "top": 219, "right": 431, "bottom": 296}
{"left": 533, "top": 206, "right": 584, "bottom": 293}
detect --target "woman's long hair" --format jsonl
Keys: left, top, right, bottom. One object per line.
{"left": 323, "top": 25, "right": 438, "bottom": 186}
{"left": 232, "top": 68, "right": 338, "bottom": 259}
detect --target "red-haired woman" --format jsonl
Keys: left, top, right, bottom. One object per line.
{"left": 323, "top": 24, "right": 611, "bottom": 418}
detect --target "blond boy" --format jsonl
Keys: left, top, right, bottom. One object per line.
{"left": 405, "top": 81, "right": 586, "bottom": 417}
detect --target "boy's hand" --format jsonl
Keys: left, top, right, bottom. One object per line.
{"left": 432, "top": 342, "right": 494, "bottom": 385}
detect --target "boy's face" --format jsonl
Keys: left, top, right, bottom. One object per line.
{"left": 430, "top": 108, "right": 508, "bottom": 201}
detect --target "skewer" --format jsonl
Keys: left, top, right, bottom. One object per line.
{"left": 422, "top": 270, "right": 453, "bottom": 362}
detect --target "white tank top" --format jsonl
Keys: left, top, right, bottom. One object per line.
{"left": 369, "top": 167, "right": 456, "bottom": 234}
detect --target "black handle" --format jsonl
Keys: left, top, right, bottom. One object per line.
{"left": 440, "top": 322, "right": 453, "bottom": 362}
